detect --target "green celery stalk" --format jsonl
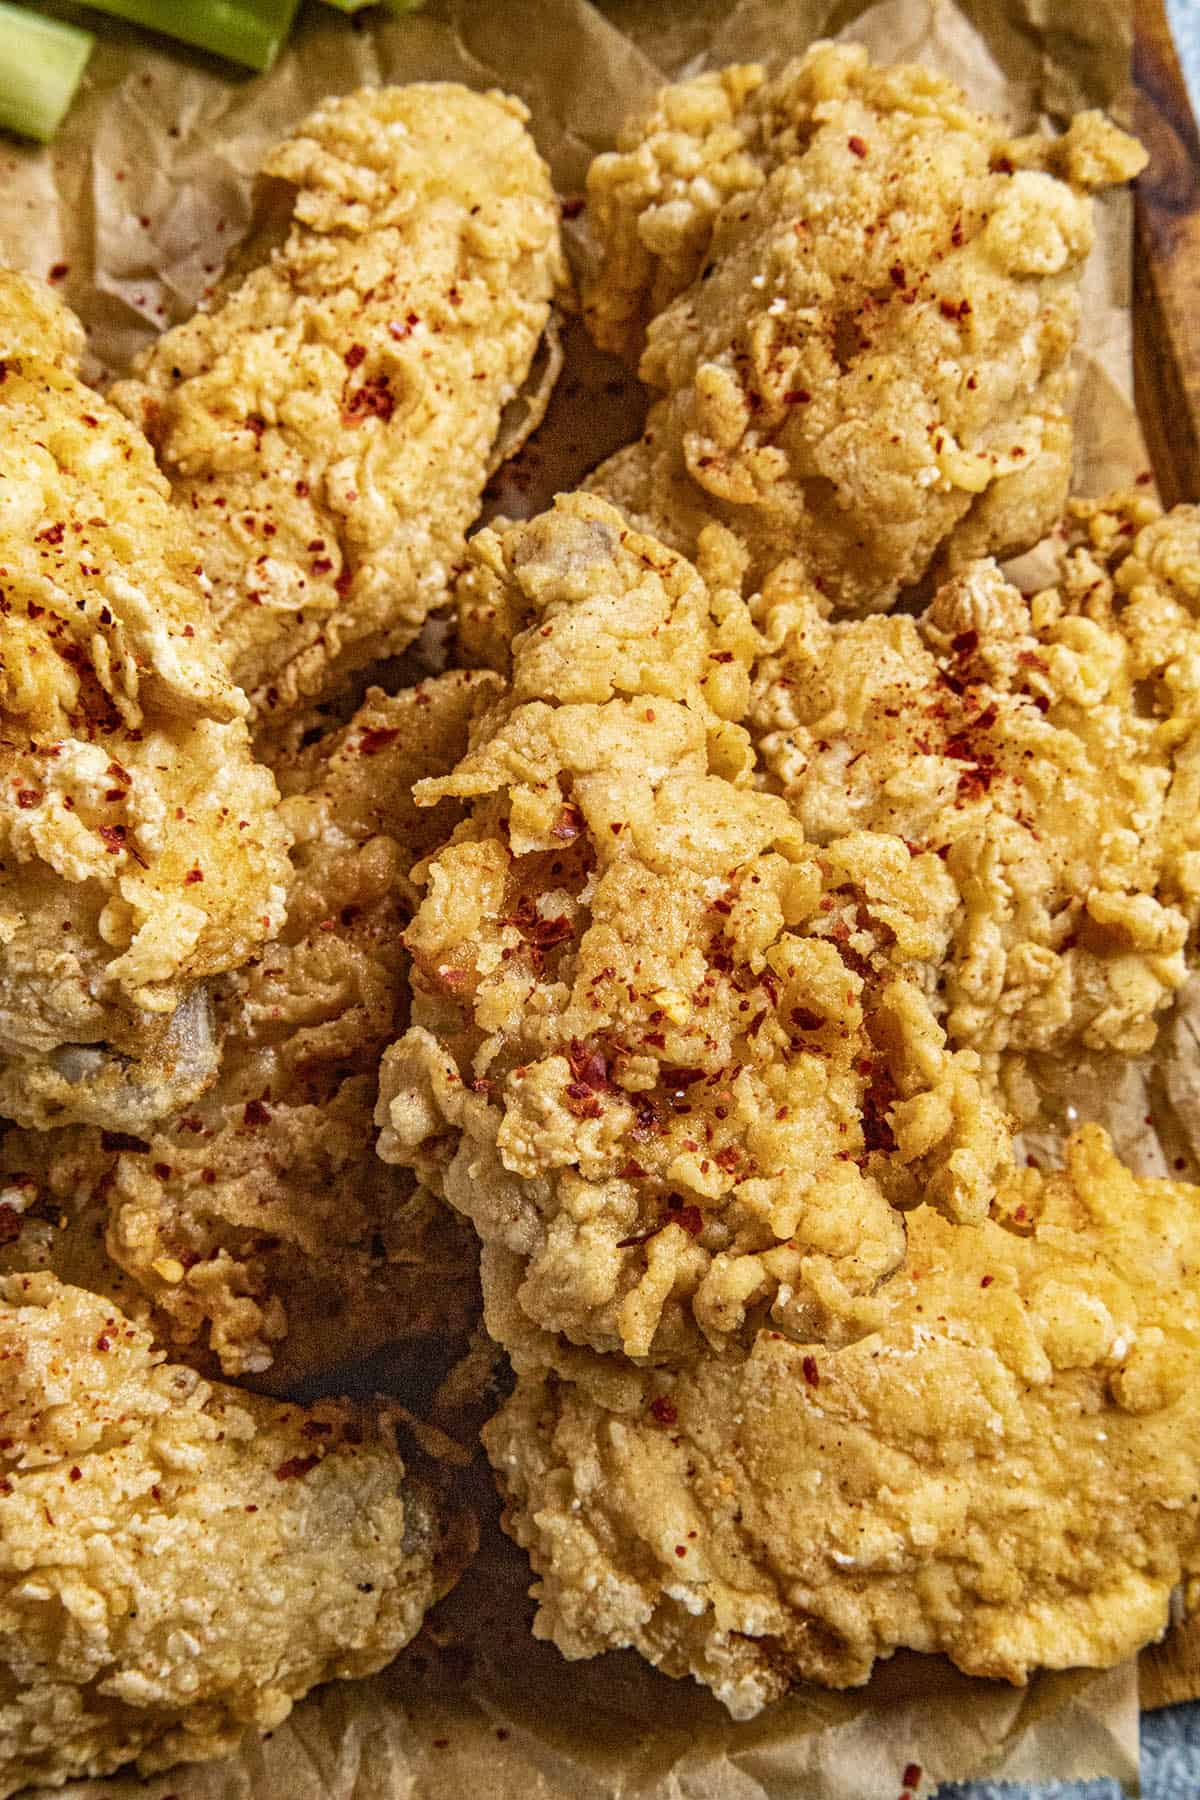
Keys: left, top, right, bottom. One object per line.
{"left": 83, "top": 0, "right": 301, "bottom": 70}
{"left": 0, "top": 4, "right": 92, "bottom": 141}
{"left": 317, "top": 0, "right": 427, "bottom": 10}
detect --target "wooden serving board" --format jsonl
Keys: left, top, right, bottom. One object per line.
{"left": 1134, "top": 0, "right": 1200, "bottom": 1711}
{"left": 1134, "top": 0, "right": 1200, "bottom": 506}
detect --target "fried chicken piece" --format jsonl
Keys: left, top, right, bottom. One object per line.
{"left": 748, "top": 496, "right": 1200, "bottom": 1092}
{"left": 485, "top": 1126, "right": 1200, "bottom": 1715}
{"left": 377, "top": 496, "right": 1010, "bottom": 1363}
{"left": 0, "top": 1271, "right": 469, "bottom": 1795}
{"left": 0, "top": 673, "right": 496, "bottom": 1386}
{"left": 112, "top": 84, "right": 564, "bottom": 727}
{"left": 0, "top": 273, "right": 290, "bottom": 1134}
{"left": 584, "top": 45, "right": 1146, "bottom": 613}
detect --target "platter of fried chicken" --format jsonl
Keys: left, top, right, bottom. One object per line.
{"left": 0, "top": 9, "right": 1196, "bottom": 1796}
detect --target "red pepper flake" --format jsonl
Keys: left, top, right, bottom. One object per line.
{"left": 344, "top": 344, "right": 367, "bottom": 370}
{"left": 991, "top": 152, "right": 1014, "bottom": 174}
{"left": 153, "top": 1163, "right": 172, "bottom": 1181}
{"left": 551, "top": 802, "right": 584, "bottom": 842}
{"left": 980, "top": 1274, "right": 993, "bottom": 1288}
{"left": 95, "top": 1332, "right": 111, "bottom": 1352}
{"left": 619, "top": 1159, "right": 648, "bottom": 1180}
{"left": 275, "top": 1455, "right": 319, "bottom": 1481}
{"left": 784, "top": 388, "right": 812, "bottom": 405}
{"left": 15, "top": 789, "right": 40, "bottom": 809}
{"left": 343, "top": 374, "right": 395, "bottom": 424}
{"left": 939, "top": 297, "right": 971, "bottom": 322}
{"left": 69, "top": 1466, "right": 82, "bottom": 1482}
{"left": 35, "top": 522, "right": 64, "bottom": 546}
{"left": 567, "top": 1040, "right": 608, "bottom": 1091}
{"left": 672, "top": 1204, "right": 704, "bottom": 1237}
{"left": 903, "top": 1765, "right": 922, "bottom": 1790}
{"left": 802, "top": 1355, "right": 820, "bottom": 1388}
{"left": 358, "top": 725, "right": 401, "bottom": 756}
{"left": 889, "top": 262, "right": 906, "bottom": 288}
{"left": 184, "top": 867, "right": 204, "bottom": 884}
{"left": 674, "top": 1545, "right": 687, "bottom": 1558}
{"left": 560, "top": 196, "right": 585, "bottom": 219}
{"left": 564, "top": 1082, "right": 603, "bottom": 1118}
{"left": 243, "top": 1099, "right": 272, "bottom": 1127}
{"left": 847, "top": 135, "right": 867, "bottom": 158}
{"left": 791, "top": 1006, "right": 823, "bottom": 1031}
{"left": 650, "top": 1396, "right": 677, "bottom": 1425}
{"left": 99, "top": 823, "right": 127, "bottom": 853}
{"left": 48, "top": 262, "right": 68, "bottom": 284}
{"left": 334, "top": 568, "right": 353, "bottom": 598}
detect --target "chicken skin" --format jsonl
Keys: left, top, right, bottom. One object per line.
{"left": 0, "top": 1272, "right": 469, "bottom": 1795}
{"left": 486, "top": 1127, "right": 1200, "bottom": 1716}
{"left": 0, "top": 673, "right": 495, "bottom": 1386}
{"left": 0, "top": 273, "right": 290, "bottom": 1134}
{"left": 584, "top": 45, "right": 1146, "bottom": 612}
{"left": 113, "top": 83, "right": 564, "bottom": 728}
{"left": 377, "top": 496, "right": 1010, "bottom": 1363}
{"left": 749, "top": 495, "right": 1200, "bottom": 1099}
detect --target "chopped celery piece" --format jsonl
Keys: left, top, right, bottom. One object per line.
{"left": 83, "top": 0, "right": 301, "bottom": 71}
{"left": 0, "top": 4, "right": 92, "bottom": 142}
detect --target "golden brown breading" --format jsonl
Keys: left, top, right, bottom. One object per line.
{"left": 584, "top": 45, "right": 1145, "bottom": 612}
{"left": 0, "top": 673, "right": 495, "bottom": 1386}
{"left": 485, "top": 1127, "right": 1200, "bottom": 1715}
{"left": 748, "top": 497, "right": 1200, "bottom": 1095}
{"left": 0, "top": 1271, "right": 468, "bottom": 1796}
{"left": 112, "top": 84, "right": 564, "bottom": 725}
{"left": 0, "top": 273, "right": 290, "bottom": 1134}
{"left": 377, "top": 496, "right": 1010, "bottom": 1362}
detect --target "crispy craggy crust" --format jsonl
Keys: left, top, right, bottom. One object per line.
{"left": 112, "top": 84, "right": 565, "bottom": 724}
{"left": 485, "top": 1127, "right": 1200, "bottom": 1716}
{"left": 0, "top": 674, "right": 494, "bottom": 1385}
{"left": 584, "top": 44, "right": 1146, "bottom": 612}
{"left": 0, "top": 273, "right": 291, "bottom": 1133}
{"left": 749, "top": 496, "right": 1200, "bottom": 1099}
{"left": 377, "top": 496, "right": 1010, "bottom": 1362}
{"left": 0, "top": 1272, "right": 469, "bottom": 1795}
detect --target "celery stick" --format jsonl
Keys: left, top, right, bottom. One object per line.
{"left": 317, "top": 0, "right": 427, "bottom": 10}
{"left": 83, "top": 0, "right": 300, "bottom": 71}
{"left": 0, "top": 4, "right": 92, "bottom": 142}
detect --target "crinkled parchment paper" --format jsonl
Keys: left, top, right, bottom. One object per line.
{"left": 0, "top": 0, "right": 1182, "bottom": 1792}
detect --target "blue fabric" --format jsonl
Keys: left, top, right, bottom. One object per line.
{"left": 938, "top": 8, "right": 1200, "bottom": 1794}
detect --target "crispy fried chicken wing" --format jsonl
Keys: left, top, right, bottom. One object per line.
{"left": 377, "top": 496, "right": 1010, "bottom": 1362}
{"left": 0, "top": 1271, "right": 469, "bottom": 1795}
{"left": 112, "top": 84, "right": 564, "bottom": 725}
{"left": 584, "top": 45, "right": 1145, "bottom": 612}
{"left": 0, "top": 673, "right": 495, "bottom": 1385}
{"left": 485, "top": 1127, "right": 1200, "bottom": 1715}
{"left": 0, "top": 273, "right": 290, "bottom": 1133}
{"left": 748, "top": 496, "right": 1200, "bottom": 1094}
